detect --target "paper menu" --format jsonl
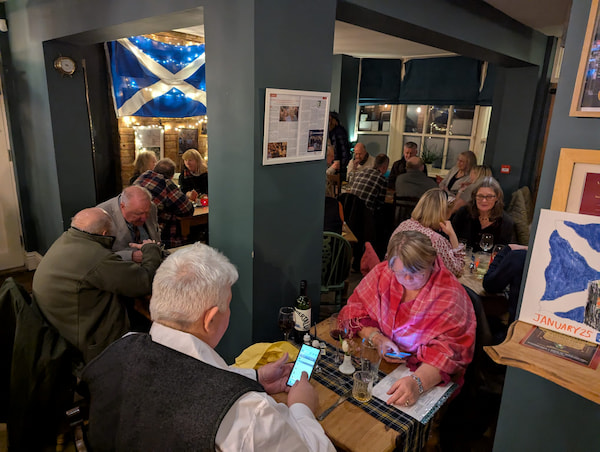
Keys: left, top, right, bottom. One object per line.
{"left": 372, "top": 365, "right": 456, "bottom": 424}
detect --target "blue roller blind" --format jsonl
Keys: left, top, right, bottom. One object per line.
{"left": 358, "top": 59, "right": 402, "bottom": 105}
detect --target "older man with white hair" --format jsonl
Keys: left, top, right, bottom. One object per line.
{"left": 81, "top": 243, "right": 334, "bottom": 451}
{"left": 97, "top": 185, "right": 161, "bottom": 262}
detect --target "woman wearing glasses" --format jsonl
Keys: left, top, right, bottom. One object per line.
{"left": 338, "top": 231, "right": 475, "bottom": 408}
{"left": 451, "top": 176, "right": 515, "bottom": 251}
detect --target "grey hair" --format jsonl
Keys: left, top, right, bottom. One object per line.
{"left": 150, "top": 243, "right": 239, "bottom": 326}
{"left": 121, "top": 185, "right": 152, "bottom": 206}
{"left": 387, "top": 230, "right": 437, "bottom": 273}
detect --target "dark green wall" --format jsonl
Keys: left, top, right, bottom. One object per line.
{"left": 494, "top": 0, "right": 600, "bottom": 448}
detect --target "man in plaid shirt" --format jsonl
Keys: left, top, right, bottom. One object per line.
{"left": 347, "top": 153, "right": 389, "bottom": 212}
{"left": 135, "top": 158, "right": 194, "bottom": 248}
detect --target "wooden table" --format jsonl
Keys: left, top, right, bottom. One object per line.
{"left": 459, "top": 260, "right": 508, "bottom": 318}
{"left": 179, "top": 206, "right": 208, "bottom": 238}
{"left": 273, "top": 319, "right": 429, "bottom": 452}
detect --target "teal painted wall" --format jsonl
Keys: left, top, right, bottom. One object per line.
{"left": 494, "top": 0, "right": 600, "bottom": 449}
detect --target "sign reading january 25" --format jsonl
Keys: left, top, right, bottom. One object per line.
{"left": 520, "top": 209, "right": 600, "bottom": 344}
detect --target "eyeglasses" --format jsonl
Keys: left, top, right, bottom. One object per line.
{"left": 475, "top": 194, "right": 497, "bottom": 201}
{"left": 388, "top": 257, "right": 430, "bottom": 281}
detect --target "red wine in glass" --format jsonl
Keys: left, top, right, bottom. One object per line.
{"left": 278, "top": 307, "right": 294, "bottom": 341}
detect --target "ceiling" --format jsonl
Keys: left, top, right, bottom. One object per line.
{"left": 334, "top": 0, "right": 572, "bottom": 59}
{"left": 178, "top": 0, "right": 572, "bottom": 60}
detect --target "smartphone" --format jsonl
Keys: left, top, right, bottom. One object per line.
{"left": 286, "top": 344, "right": 321, "bottom": 386}
{"left": 385, "top": 351, "right": 411, "bottom": 359}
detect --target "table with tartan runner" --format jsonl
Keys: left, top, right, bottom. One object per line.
{"left": 309, "top": 338, "right": 431, "bottom": 452}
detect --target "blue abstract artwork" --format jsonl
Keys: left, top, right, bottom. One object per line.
{"left": 542, "top": 230, "right": 600, "bottom": 300}
{"left": 520, "top": 209, "right": 600, "bottom": 344}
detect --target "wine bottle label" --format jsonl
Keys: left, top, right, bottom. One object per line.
{"left": 294, "top": 308, "right": 311, "bottom": 332}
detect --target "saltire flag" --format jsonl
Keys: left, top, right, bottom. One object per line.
{"left": 107, "top": 36, "right": 207, "bottom": 117}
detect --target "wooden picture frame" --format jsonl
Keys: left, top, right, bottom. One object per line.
{"left": 570, "top": 0, "right": 600, "bottom": 117}
{"left": 550, "top": 148, "right": 600, "bottom": 212}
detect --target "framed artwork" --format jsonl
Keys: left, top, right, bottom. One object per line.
{"left": 570, "top": 0, "right": 600, "bottom": 117}
{"left": 551, "top": 148, "right": 600, "bottom": 216}
{"left": 133, "top": 125, "right": 164, "bottom": 160}
{"left": 178, "top": 128, "right": 199, "bottom": 154}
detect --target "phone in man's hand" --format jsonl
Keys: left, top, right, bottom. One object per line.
{"left": 286, "top": 344, "right": 320, "bottom": 387}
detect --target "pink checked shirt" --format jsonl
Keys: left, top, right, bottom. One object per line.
{"left": 392, "top": 219, "right": 465, "bottom": 278}
{"left": 339, "top": 258, "right": 475, "bottom": 384}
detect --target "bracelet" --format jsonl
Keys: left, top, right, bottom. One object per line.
{"left": 367, "top": 330, "right": 383, "bottom": 345}
{"left": 411, "top": 374, "right": 424, "bottom": 394}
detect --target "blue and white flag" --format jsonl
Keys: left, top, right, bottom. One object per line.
{"left": 108, "top": 36, "right": 206, "bottom": 117}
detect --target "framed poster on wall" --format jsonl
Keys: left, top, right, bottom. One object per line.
{"left": 570, "top": 0, "right": 600, "bottom": 117}
{"left": 262, "top": 88, "right": 330, "bottom": 165}
{"left": 551, "top": 148, "right": 600, "bottom": 216}
{"left": 133, "top": 125, "right": 164, "bottom": 160}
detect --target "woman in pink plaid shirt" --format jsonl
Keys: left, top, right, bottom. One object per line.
{"left": 339, "top": 231, "right": 475, "bottom": 408}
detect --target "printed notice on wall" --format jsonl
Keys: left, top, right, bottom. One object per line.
{"left": 262, "top": 88, "right": 330, "bottom": 165}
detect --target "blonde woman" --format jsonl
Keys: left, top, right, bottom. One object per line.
{"left": 391, "top": 188, "right": 465, "bottom": 277}
{"left": 179, "top": 148, "right": 208, "bottom": 200}
{"left": 129, "top": 151, "right": 157, "bottom": 185}
{"left": 438, "top": 151, "right": 477, "bottom": 195}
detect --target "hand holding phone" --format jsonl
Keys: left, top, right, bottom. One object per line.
{"left": 384, "top": 351, "right": 411, "bottom": 359}
{"left": 287, "top": 344, "right": 320, "bottom": 386}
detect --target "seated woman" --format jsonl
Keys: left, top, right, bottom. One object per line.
{"left": 338, "top": 231, "right": 475, "bottom": 408}
{"left": 451, "top": 176, "right": 515, "bottom": 251}
{"left": 179, "top": 148, "right": 208, "bottom": 200}
{"left": 129, "top": 150, "right": 157, "bottom": 185}
{"left": 391, "top": 188, "right": 465, "bottom": 278}
{"left": 437, "top": 151, "right": 477, "bottom": 196}
{"left": 449, "top": 165, "right": 493, "bottom": 216}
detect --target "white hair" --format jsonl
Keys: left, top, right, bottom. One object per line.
{"left": 150, "top": 243, "right": 239, "bottom": 326}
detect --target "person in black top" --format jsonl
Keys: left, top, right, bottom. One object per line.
{"left": 451, "top": 176, "right": 515, "bottom": 251}
{"left": 328, "top": 112, "right": 351, "bottom": 176}
{"left": 129, "top": 150, "right": 157, "bottom": 185}
{"left": 179, "top": 148, "right": 208, "bottom": 200}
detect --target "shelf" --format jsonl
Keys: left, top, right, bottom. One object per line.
{"left": 484, "top": 321, "right": 600, "bottom": 404}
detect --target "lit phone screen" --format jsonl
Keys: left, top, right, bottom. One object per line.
{"left": 286, "top": 344, "right": 320, "bottom": 386}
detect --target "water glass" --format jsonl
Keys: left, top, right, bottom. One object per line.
{"left": 353, "top": 371, "right": 374, "bottom": 403}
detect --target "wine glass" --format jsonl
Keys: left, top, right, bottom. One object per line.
{"left": 479, "top": 233, "right": 494, "bottom": 252}
{"left": 278, "top": 307, "right": 294, "bottom": 341}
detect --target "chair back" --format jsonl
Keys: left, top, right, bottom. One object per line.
{"left": 326, "top": 173, "right": 342, "bottom": 197}
{"left": 394, "top": 195, "right": 420, "bottom": 227}
{"left": 321, "top": 232, "right": 352, "bottom": 291}
{"left": 339, "top": 193, "right": 376, "bottom": 243}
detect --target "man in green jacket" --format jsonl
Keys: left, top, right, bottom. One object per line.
{"left": 33, "top": 207, "right": 162, "bottom": 363}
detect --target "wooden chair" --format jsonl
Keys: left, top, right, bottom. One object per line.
{"left": 393, "top": 195, "right": 420, "bottom": 227}
{"left": 321, "top": 232, "right": 352, "bottom": 312}
{"left": 326, "top": 173, "right": 342, "bottom": 198}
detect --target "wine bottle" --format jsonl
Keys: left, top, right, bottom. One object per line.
{"left": 293, "top": 280, "right": 312, "bottom": 343}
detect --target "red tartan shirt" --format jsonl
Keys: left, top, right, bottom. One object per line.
{"left": 339, "top": 257, "right": 475, "bottom": 384}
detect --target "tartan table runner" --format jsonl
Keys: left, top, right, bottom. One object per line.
{"left": 310, "top": 339, "right": 431, "bottom": 452}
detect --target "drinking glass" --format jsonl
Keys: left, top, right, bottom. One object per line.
{"left": 360, "top": 338, "right": 382, "bottom": 381}
{"left": 353, "top": 371, "right": 374, "bottom": 403}
{"left": 278, "top": 307, "right": 294, "bottom": 341}
{"left": 479, "top": 233, "right": 494, "bottom": 252}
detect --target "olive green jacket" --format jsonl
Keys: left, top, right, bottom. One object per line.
{"left": 33, "top": 227, "right": 162, "bottom": 363}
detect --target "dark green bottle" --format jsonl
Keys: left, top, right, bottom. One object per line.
{"left": 293, "top": 280, "right": 311, "bottom": 343}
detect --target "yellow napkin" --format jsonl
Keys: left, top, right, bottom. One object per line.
{"left": 233, "top": 341, "right": 299, "bottom": 369}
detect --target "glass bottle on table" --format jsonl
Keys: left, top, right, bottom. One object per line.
{"left": 293, "top": 280, "right": 312, "bottom": 343}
